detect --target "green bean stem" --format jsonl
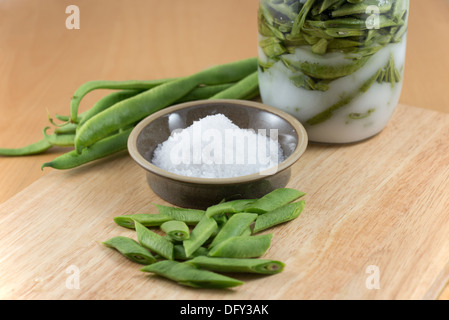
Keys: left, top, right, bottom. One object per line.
{"left": 140, "top": 260, "right": 243, "bottom": 289}
{"left": 208, "top": 234, "right": 273, "bottom": 259}
{"left": 187, "top": 256, "right": 285, "bottom": 275}
{"left": 253, "top": 200, "right": 305, "bottom": 233}
{"left": 102, "top": 236, "right": 156, "bottom": 265}
{"left": 74, "top": 57, "right": 257, "bottom": 153}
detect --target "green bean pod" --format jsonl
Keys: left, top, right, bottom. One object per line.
{"left": 244, "top": 188, "right": 306, "bottom": 214}
{"left": 41, "top": 127, "right": 132, "bottom": 170}
{"left": 187, "top": 256, "right": 285, "bottom": 275}
{"left": 74, "top": 57, "right": 257, "bottom": 153}
{"left": 160, "top": 220, "right": 190, "bottom": 241}
{"left": 208, "top": 234, "right": 273, "bottom": 258}
{"left": 209, "top": 212, "right": 258, "bottom": 248}
{"left": 173, "top": 245, "right": 209, "bottom": 261}
{"left": 0, "top": 139, "right": 52, "bottom": 157}
{"left": 70, "top": 78, "right": 174, "bottom": 123}
{"left": 253, "top": 200, "right": 305, "bottom": 233}
{"left": 43, "top": 127, "right": 75, "bottom": 147}
{"left": 113, "top": 213, "right": 172, "bottom": 229}
{"left": 183, "top": 215, "right": 218, "bottom": 258}
{"left": 102, "top": 236, "right": 156, "bottom": 265}
{"left": 206, "top": 199, "right": 256, "bottom": 218}
{"left": 140, "top": 260, "right": 243, "bottom": 289}
{"left": 209, "top": 71, "right": 259, "bottom": 100}
{"left": 135, "top": 221, "right": 174, "bottom": 260}
{"left": 155, "top": 204, "right": 205, "bottom": 225}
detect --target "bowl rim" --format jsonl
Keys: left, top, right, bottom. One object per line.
{"left": 128, "top": 99, "right": 308, "bottom": 185}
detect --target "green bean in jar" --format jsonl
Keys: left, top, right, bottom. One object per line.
{"left": 257, "top": 0, "right": 409, "bottom": 143}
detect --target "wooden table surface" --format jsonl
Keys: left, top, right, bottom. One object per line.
{"left": 0, "top": 0, "right": 448, "bottom": 300}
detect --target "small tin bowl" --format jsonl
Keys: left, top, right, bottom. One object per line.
{"left": 128, "top": 99, "right": 308, "bottom": 209}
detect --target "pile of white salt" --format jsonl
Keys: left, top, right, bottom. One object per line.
{"left": 151, "top": 114, "right": 285, "bottom": 178}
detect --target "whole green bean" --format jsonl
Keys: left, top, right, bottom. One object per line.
{"left": 244, "top": 188, "right": 305, "bottom": 214}
{"left": 70, "top": 78, "right": 174, "bottom": 123}
{"left": 187, "top": 256, "right": 285, "bottom": 275}
{"left": 208, "top": 234, "right": 273, "bottom": 259}
{"left": 176, "top": 83, "right": 234, "bottom": 103}
{"left": 209, "top": 212, "right": 258, "bottom": 248}
{"left": 0, "top": 139, "right": 52, "bottom": 157}
{"left": 253, "top": 200, "right": 305, "bottom": 233}
{"left": 140, "top": 260, "right": 243, "bottom": 289}
{"left": 209, "top": 72, "right": 259, "bottom": 100}
{"left": 41, "top": 127, "right": 132, "bottom": 170}
{"left": 183, "top": 215, "right": 218, "bottom": 258}
{"left": 155, "top": 204, "right": 205, "bottom": 225}
{"left": 102, "top": 236, "right": 156, "bottom": 265}
{"left": 206, "top": 199, "right": 256, "bottom": 218}
{"left": 135, "top": 221, "right": 174, "bottom": 260}
{"left": 74, "top": 57, "right": 257, "bottom": 153}
{"left": 161, "top": 220, "right": 190, "bottom": 242}
{"left": 113, "top": 213, "right": 172, "bottom": 229}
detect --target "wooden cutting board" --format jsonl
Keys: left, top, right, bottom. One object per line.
{"left": 0, "top": 104, "right": 448, "bottom": 300}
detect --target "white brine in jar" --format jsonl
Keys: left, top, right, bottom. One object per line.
{"left": 258, "top": 0, "right": 409, "bottom": 143}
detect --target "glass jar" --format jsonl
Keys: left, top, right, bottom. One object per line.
{"left": 257, "top": 0, "right": 409, "bottom": 143}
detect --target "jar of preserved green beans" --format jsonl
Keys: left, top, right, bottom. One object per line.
{"left": 258, "top": 0, "right": 409, "bottom": 143}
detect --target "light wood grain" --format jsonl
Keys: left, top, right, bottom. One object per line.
{"left": 1, "top": 0, "right": 448, "bottom": 299}
{"left": 0, "top": 104, "right": 448, "bottom": 300}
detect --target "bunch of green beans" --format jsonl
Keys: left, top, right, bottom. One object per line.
{"left": 104, "top": 188, "right": 306, "bottom": 289}
{"left": 0, "top": 58, "right": 260, "bottom": 171}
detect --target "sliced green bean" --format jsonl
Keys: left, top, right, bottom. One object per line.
{"left": 253, "top": 200, "right": 305, "bottom": 233}
{"left": 244, "top": 188, "right": 305, "bottom": 214}
{"left": 140, "top": 260, "right": 243, "bottom": 289}
{"left": 161, "top": 220, "right": 190, "bottom": 242}
{"left": 155, "top": 204, "right": 205, "bottom": 225}
{"left": 78, "top": 89, "right": 143, "bottom": 127}
{"left": 0, "top": 139, "right": 52, "bottom": 157}
{"left": 209, "top": 213, "right": 258, "bottom": 248}
{"left": 183, "top": 215, "right": 218, "bottom": 258}
{"left": 187, "top": 256, "right": 285, "bottom": 275}
{"left": 173, "top": 245, "right": 209, "bottom": 261}
{"left": 208, "top": 234, "right": 273, "bottom": 258}
{"left": 135, "top": 221, "right": 174, "bottom": 260}
{"left": 205, "top": 199, "right": 256, "bottom": 218}
{"left": 74, "top": 57, "right": 257, "bottom": 153}
{"left": 70, "top": 78, "right": 174, "bottom": 123}
{"left": 41, "top": 127, "right": 131, "bottom": 170}
{"left": 102, "top": 236, "right": 156, "bottom": 265}
{"left": 113, "top": 213, "right": 172, "bottom": 229}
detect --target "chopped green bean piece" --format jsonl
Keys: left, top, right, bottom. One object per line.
{"left": 253, "top": 200, "right": 305, "bottom": 233}
{"left": 102, "top": 236, "right": 156, "bottom": 265}
{"left": 141, "top": 260, "right": 243, "bottom": 289}
{"left": 187, "top": 256, "right": 285, "bottom": 275}
{"left": 173, "top": 245, "right": 209, "bottom": 261}
{"left": 208, "top": 234, "right": 273, "bottom": 259}
{"left": 209, "top": 213, "right": 258, "bottom": 248}
{"left": 206, "top": 199, "right": 256, "bottom": 218}
{"left": 161, "top": 220, "right": 190, "bottom": 242}
{"left": 155, "top": 204, "right": 205, "bottom": 225}
{"left": 135, "top": 221, "right": 174, "bottom": 260}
